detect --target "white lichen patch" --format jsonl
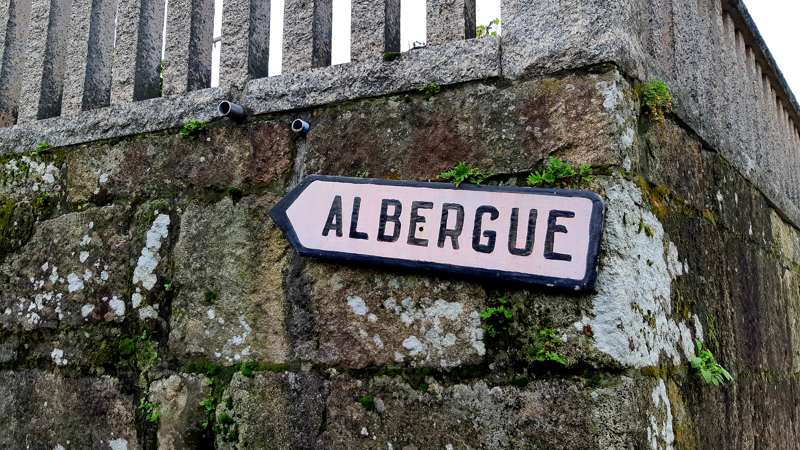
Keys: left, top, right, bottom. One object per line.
{"left": 4, "top": 156, "right": 60, "bottom": 193}
{"left": 347, "top": 296, "right": 369, "bottom": 316}
{"left": 215, "top": 315, "right": 254, "bottom": 363}
{"left": 138, "top": 305, "right": 159, "bottom": 320}
{"left": 50, "top": 348, "right": 67, "bottom": 366}
{"left": 131, "top": 291, "right": 143, "bottom": 309}
{"left": 402, "top": 336, "right": 426, "bottom": 356}
{"left": 647, "top": 380, "right": 675, "bottom": 450}
{"left": 108, "top": 438, "right": 128, "bottom": 450}
{"left": 108, "top": 296, "right": 125, "bottom": 318}
{"left": 81, "top": 304, "right": 95, "bottom": 318}
{"left": 575, "top": 179, "right": 702, "bottom": 368}
{"left": 383, "top": 297, "right": 485, "bottom": 366}
{"left": 132, "top": 214, "right": 170, "bottom": 292}
{"left": 66, "top": 273, "right": 84, "bottom": 293}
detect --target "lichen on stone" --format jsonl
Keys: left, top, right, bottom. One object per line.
{"left": 574, "top": 178, "right": 703, "bottom": 368}
{"left": 132, "top": 213, "right": 170, "bottom": 292}
{"left": 647, "top": 380, "right": 675, "bottom": 450}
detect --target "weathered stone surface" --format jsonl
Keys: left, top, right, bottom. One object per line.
{"left": 0, "top": 86, "right": 231, "bottom": 155}
{"left": 426, "top": 0, "right": 475, "bottom": 45}
{"left": 17, "top": 0, "right": 71, "bottom": 121}
{"left": 247, "top": 37, "right": 500, "bottom": 115}
{"left": 60, "top": 0, "right": 94, "bottom": 115}
{"left": 771, "top": 210, "right": 800, "bottom": 268}
{"left": 0, "top": 205, "right": 132, "bottom": 333}
{"left": 500, "top": 0, "right": 645, "bottom": 80}
{"left": 301, "top": 68, "right": 635, "bottom": 180}
{"left": 168, "top": 196, "right": 290, "bottom": 365}
{"left": 571, "top": 177, "right": 703, "bottom": 369}
{"left": 111, "top": 0, "right": 166, "bottom": 103}
{"left": 211, "top": 372, "right": 651, "bottom": 450}
{"left": 0, "top": 152, "right": 64, "bottom": 201}
{"left": 65, "top": 121, "right": 292, "bottom": 203}
{"left": 670, "top": 373, "right": 800, "bottom": 450}
{"left": 163, "top": 0, "right": 213, "bottom": 95}
{"left": 61, "top": 0, "right": 117, "bottom": 114}
{"left": 0, "top": 370, "right": 138, "bottom": 449}
{"left": 350, "top": 0, "right": 400, "bottom": 62}
{"left": 220, "top": 0, "right": 270, "bottom": 87}
{"left": 149, "top": 373, "right": 212, "bottom": 450}
{"left": 216, "top": 372, "right": 327, "bottom": 449}
{"left": 320, "top": 375, "right": 648, "bottom": 449}
{"left": 282, "top": 0, "right": 332, "bottom": 73}
{"left": 298, "top": 262, "right": 487, "bottom": 368}
{"left": 0, "top": 0, "right": 32, "bottom": 125}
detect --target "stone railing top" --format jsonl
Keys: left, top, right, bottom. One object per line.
{"left": 0, "top": 0, "right": 798, "bottom": 224}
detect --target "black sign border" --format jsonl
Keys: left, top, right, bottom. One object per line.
{"left": 270, "top": 175, "right": 605, "bottom": 292}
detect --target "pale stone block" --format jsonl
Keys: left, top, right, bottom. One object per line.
{"left": 18, "top": 0, "right": 72, "bottom": 122}
{"left": 426, "top": 0, "right": 475, "bottom": 45}
{"left": 219, "top": 0, "right": 271, "bottom": 88}
{"left": 111, "top": 0, "right": 165, "bottom": 103}
{"left": 351, "top": 0, "right": 400, "bottom": 62}
{"left": 163, "top": 0, "right": 213, "bottom": 96}
{"left": 282, "top": 0, "right": 332, "bottom": 73}
{"left": 0, "top": 0, "right": 32, "bottom": 124}
{"left": 61, "top": 0, "right": 118, "bottom": 115}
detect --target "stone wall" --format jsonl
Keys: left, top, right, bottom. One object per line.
{"left": 2, "top": 61, "right": 800, "bottom": 449}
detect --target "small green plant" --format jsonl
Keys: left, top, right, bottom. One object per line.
{"left": 480, "top": 296, "right": 513, "bottom": 338}
{"left": 638, "top": 218, "right": 655, "bottom": 238}
{"left": 637, "top": 79, "right": 673, "bottom": 123}
{"left": 357, "top": 394, "right": 376, "bottom": 411}
{"left": 476, "top": 18, "right": 501, "bottom": 38}
{"left": 438, "top": 162, "right": 486, "bottom": 187}
{"left": 527, "top": 157, "right": 593, "bottom": 187}
{"left": 226, "top": 186, "right": 243, "bottom": 203}
{"left": 138, "top": 398, "right": 161, "bottom": 423}
{"left": 33, "top": 141, "right": 50, "bottom": 154}
{"left": 215, "top": 411, "right": 239, "bottom": 442}
{"left": 420, "top": 81, "right": 441, "bottom": 96}
{"left": 690, "top": 340, "right": 733, "bottom": 386}
{"left": 118, "top": 331, "right": 159, "bottom": 372}
{"left": 204, "top": 290, "right": 218, "bottom": 303}
{"left": 527, "top": 328, "right": 567, "bottom": 366}
{"left": 239, "top": 361, "right": 257, "bottom": 378}
{"left": 180, "top": 119, "right": 208, "bottom": 139}
{"left": 199, "top": 397, "right": 218, "bottom": 428}
{"left": 31, "top": 192, "right": 50, "bottom": 210}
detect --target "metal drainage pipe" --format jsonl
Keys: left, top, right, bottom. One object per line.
{"left": 218, "top": 101, "right": 247, "bottom": 123}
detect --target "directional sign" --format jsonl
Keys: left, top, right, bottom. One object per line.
{"left": 270, "top": 176, "right": 605, "bottom": 291}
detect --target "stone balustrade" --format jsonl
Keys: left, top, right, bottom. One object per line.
{"left": 0, "top": 0, "right": 798, "bottom": 223}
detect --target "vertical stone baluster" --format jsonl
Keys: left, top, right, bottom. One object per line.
{"left": 350, "top": 0, "right": 400, "bottom": 62}
{"left": 220, "top": 0, "right": 270, "bottom": 88}
{"left": 111, "top": 0, "right": 165, "bottom": 103}
{"left": 18, "top": 0, "right": 72, "bottom": 122}
{"left": 61, "top": 0, "right": 118, "bottom": 115}
{"left": 0, "top": 0, "right": 32, "bottom": 125}
{"left": 282, "top": 0, "right": 332, "bottom": 73}
{"left": 426, "top": 0, "right": 475, "bottom": 46}
{"left": 0, "top": 0, "right": 9, "bottom": 76}
{"left": 163, "top": 0, "right": 213, "bottom": 96}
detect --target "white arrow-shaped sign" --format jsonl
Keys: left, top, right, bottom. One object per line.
{"left": 270, "top": 176, "right": 604, "bottom": 291}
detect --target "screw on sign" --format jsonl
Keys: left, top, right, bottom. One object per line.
{"left": 270, "top": 176, "right": 605, "bottom": 291}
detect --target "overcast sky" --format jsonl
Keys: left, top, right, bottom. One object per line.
{"left": 211, "top": 0, "right": 799, "bottom": 100}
